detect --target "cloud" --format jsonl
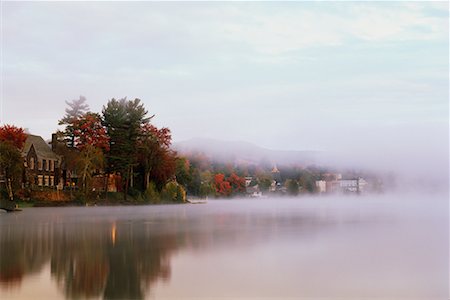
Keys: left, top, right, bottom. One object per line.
{"left": 212, "top": 3, "right": 448, "bottom": 55}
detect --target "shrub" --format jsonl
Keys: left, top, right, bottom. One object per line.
{"left": 144, "top": 182, "right": 160, "bottom": 203}
{"left": 161, "top": 181, "right": 186, "bottom": 203}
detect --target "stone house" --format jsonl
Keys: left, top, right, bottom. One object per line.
{"left": 22, "top": 135, "right": 62, "bottom": 188}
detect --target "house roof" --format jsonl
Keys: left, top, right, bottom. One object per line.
{"left": 22, "top": 134, "right": 60, "bottom": 160}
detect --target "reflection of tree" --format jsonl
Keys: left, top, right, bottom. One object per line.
{"left": 0, "top": 215, "right": 183, "bottom": 299}
{"left": 0, "top": 223, "right": 52, "bottom": 288}
{"left": 48, "top": 222, "right": 181, "bottom": 299}
{"left": 50, "top": 227, "right": 109, "bottom": 299}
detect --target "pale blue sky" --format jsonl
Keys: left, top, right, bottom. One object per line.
{"left": 1, "top": 1, "right": 448, "bottom": 176}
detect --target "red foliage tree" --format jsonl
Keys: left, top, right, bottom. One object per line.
{"left": 149, "top": 149, "right": 177, "bottom": 189}
{"left": 0, "top": 125, "right": 26, "bottom": 149}
{"left": 214, "top": 173, "right": 232, "bottom": 196}
{"left": 139, "top": 124, "right": 175, "bottom": 189}
{"left": 72, "top": 113, "right": 109, "bottom": 151}
{"left": 140, "top": 124, "right": 172, "bottom": 149}
{"left": 227, "top": 173, "right": 246, "bottom": 194}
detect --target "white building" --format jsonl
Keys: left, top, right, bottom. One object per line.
{"left": 339, "top": 177, "right": 367, "bottom": 193}
{"left": 315, "top": 180, "right": 327, "bottom": 193}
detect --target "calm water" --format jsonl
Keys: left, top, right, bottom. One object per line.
{"left": 0, "top": 195, "right": 448, "bottom": 299}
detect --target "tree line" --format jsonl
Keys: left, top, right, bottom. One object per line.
{"left": 2, "top": 95, "right": 368, "bottom": 203}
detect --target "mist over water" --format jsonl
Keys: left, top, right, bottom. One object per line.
{"left": 1, "top": 193, "right": 447, "bottom": 299}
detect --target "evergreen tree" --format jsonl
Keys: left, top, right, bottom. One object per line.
{"left": 102, "top": 98, "right": 150, "bottom": 200}
{"left": 59, "top": 96, "right": 90, "bottom": 147}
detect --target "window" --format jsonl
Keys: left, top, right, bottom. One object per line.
{"left": 38, "top": 160, "right": 42, "bottom": 170}
{"left": 49, "top": 160, "right": 53, "bottom": 172}
{"left": 38, "top": 175, "right": 43, "bottom": 186}
{"left": 50, "top": 176, "right": 54, "bottom": 186}
{"left": 43, "top": 160, "right": 47, "bottom": 171}
{"left": 30, "top": 157, "right": 35, "bottom": 170}
{"left": 44, "top": 176, "right": 49, "bottom": 186}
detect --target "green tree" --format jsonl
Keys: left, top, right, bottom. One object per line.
{"left": 0, "top": 142, "right": 23, "bottom": 200}
{"left": 160, "top": 181, "right": 186, "bottom": 202}
{"left": 199, "top": 182, "right": 215, "bottom": 199}
{"left": 256, "top": 172, "right": 272, "bottom": 193}
{"left": 144, "top": 181, "right": 160, "bottom": 203}
{"left": 102, "top": 98, "right": 151, "bottom": 200}
{"left": 285, "top": 179, "right": 299, "bottom": 196}
{"left": 175, "top": 157, "right": 191, "bottom": 189}
{"left": 299, "top": 172, "right": 317, "bottom": 193}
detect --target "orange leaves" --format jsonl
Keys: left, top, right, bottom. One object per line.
{"left": 72, "top": 113, "right": 109, "bottom": 152}
{"left": 227, "top": 173, "right": 246, "bottom": 193}
{"left": 140, "top": 124, "right": 172, "bottom": 149}
{"left": 214, "top": 172, "right": 245, "bottom": 197}
{"left": 214, "top": 173, "right": 232, "bottom": 196}
{"left": 0, "top": 125, "right": 26, "bottom": 149}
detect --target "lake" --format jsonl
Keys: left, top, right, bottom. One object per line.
{"left": 0, "top": 194, "right": 448, "bottom": 299}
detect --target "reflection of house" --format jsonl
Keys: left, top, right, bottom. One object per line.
{"left": 22, "top": 135, "right": 61, "bottom": 188}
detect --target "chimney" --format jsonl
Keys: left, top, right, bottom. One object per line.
{"left": 51, "top": 133, "right": 58, "bottom": 152}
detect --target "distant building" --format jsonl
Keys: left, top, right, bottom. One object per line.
{"left": 271, "top": 165, "right": 282, "bottom": 184}
{"left": 22, "top": 135, "right": 61, "bottom": 188}
{"left": 246, "top": 185, "right": 262, "bottom": 197}
{"left": 244, "top": 176, "right": 253, "bottom": 187}
{"left": 319, "top": 174, "right": 367, "bottom": 194}
{"left": 326, "top": 180, "right": 341, "bottom": 193}
{"left": 339, "top": 177, "right": 367, "bottom": 193}
{"left": 315, "top": 180, "right": 326, "bottom": 193}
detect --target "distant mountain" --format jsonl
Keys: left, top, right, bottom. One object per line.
{"left": 173, "top": 138, "right": 320, "bottom": 166}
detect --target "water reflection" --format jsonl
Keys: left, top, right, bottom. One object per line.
{"left": 0, "top": 213, "right": 183, "bottom": 299}
{"left": 0, "top": 196, "right": 447, "bottom": 299}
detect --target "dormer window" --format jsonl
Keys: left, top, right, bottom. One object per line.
{"left": 30, "top": 157, "right": 35, "bottom": 170}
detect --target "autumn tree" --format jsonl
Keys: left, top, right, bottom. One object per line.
{"left": 59, "top": 96, "right": 90, "bottom": 148}
{"left": 0, "top": 125, "right": 27, "bottom": 200}
{"left": 148, "top": 149, "right": 177, "bottom": 191}
{"left": 138, "top": 123, "right": 173, "bottom": 190}
{"left": 227, "top": 173, "right": 246, "bottom": 195}
{"left": 213, "top": 173, "right": 232, "bottom": 197}
{"left": 76, "top": 145, "right": 105, "bottom": 195}
{"left": 0, "top": 125, "right": 27, "bottom": 150}
{"left": 72, "top": 113, "right": 109, "bottom": 151}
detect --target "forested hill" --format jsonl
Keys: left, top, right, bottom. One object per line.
{"left": 173, "top": 138, "right": 320, "bottom": 166}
